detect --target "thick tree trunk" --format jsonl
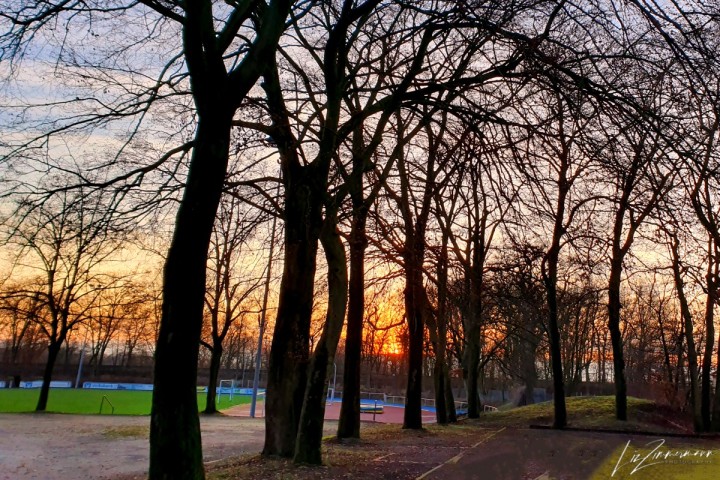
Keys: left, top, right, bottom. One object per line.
{"left": 464, "top": 243, "right": 485, "bottom": 418}
{"left": 545, "top": 270, "right": 567, "bottom": 428}
{"left": 337, "top": 209, "right": 367, "bottom": 439}
{"left": 433, "top": 359, "right": 448, "bottom": 425}
{"left": 427, "top": 294, "right": 449, "bottom": 425}
{"left": 147, "top": 3, "right": 291, "bottom": 476}
{"left": 463, "top": 252, "right": 484, "bottom": 418}
{"left": 150, "top": 112, "right": 232, "bottom": 480}
{"left": 608, "top": 262, "right": 628, "bottom": 421}
{"left": 264, "top": 169, "right": 321, "bottom": 457}
{"left": 204, "top": 341, "right": 223, "bottom": 414}
{"left": 293, "top": 346, "right": 330, "bottom": 464}
{"left": 36, "top": 340, "right": 62, "bottom": 411}
{"left": 712, "top": 328, "right": 720, "bottom": 431}
{"left": 543, "top": 143, "right": 569, "bottom": 429}
{"left": 700, "top": 255, "right": 716, "bottom": 431}
{"left": 294, "top": 214, "right": 347, "bottom": 464}
{"left": 432, "top": 233, "right": 452, "bottom": 425}
{"left": 403, "top": 261, "right": 425, "bottom": 429}
{"left": 463, "top": 323, "right": 481, "bottom": 418}
{"left": 444, "top": 368, "right": 457, "bottom": 422}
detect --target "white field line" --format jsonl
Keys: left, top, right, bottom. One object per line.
{"left": 415, "top": 427, "right": 507, "bottom": 480}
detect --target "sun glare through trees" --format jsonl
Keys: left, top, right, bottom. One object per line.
{"left": 1, "top": 1, "right": 720, "bottom": 479}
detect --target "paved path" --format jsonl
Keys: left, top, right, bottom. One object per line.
{"left": 416, "top": 427, "right": 720, "bottom": 480}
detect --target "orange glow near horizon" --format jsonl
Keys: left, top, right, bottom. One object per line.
{"left": 362, "top": 287, "right": 407, "bottom": 357}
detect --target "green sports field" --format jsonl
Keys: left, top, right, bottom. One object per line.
{"left": 0, "top": 388, "right": 251, "bottom": 415}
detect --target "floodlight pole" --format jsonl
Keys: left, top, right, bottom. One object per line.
{"left": 75, "top": 330, "right": 89, "bottom": 389}
{"left": 250, "top": 180, "right": 279, "bottom": 418}
{"left": 332, "top": 362, "right": 337, "bottom": 403}
{"left": 75, "top": 347, "right": 85, "bottom": 389}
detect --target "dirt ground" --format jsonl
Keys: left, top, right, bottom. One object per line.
{"left": 0, "top": 413, "right": 274, "bottom": 480}
{"left": 0, "top": 400, "right": 424, "bottom": 479}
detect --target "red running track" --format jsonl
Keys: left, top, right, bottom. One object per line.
{"left": 225, "top": 401, "right": 437, "bottom": 425}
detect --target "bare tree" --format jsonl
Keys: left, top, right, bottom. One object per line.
{"left": 490, "top": 242, "right": 546, "bottom": 405}
{"left": 1, "top": 1, "right": 294, "bottom": 476}
{"left": 117, "top": 283, "right": 160, "bottom": 367}
{"left": 432, "top": 123, "right": 518, "bottom": 418}
{"left": 0, "top": 283, "right": 44, "bottom": 365}
{"left": 2, "top": 189, "right": 123, "bottom": 410}
{"left": 681, "top": 74, "right": 720, "bottom": 434}
{"left": 663, "top": 226, "right": 703, "bottom": 431}
{"left": 83, "top": 279, "right": 144, "bottom": 372}
{"left": 201, "top": 194, "right": 263, "bottom": 414}
{"left": 511, "top": 86, "right": 602, "bottom": 428}
{"left": 597, "top": 104, "right": 675, "bottom": 420}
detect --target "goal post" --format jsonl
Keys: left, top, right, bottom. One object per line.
{"left": 218, "top": 379, "right": 235, "bottom": 403}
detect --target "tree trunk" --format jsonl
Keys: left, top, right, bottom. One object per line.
{"left": 403, "top": 260, "right": 425, "bottom": 429}
{"left": 147, "top": 2, "right": 292, "bottom": 476}
{"left": 522, "top": 336, "right": 539, "bottom": 405}
{"left": 444, "top": 367, "right": 457, "bottom": 422}
{"left": 204, "top": 341, "right": 223, "bottom": 414}
{"left": 545, "top": 271, "right": 567, "bottom": 428}
{"left": 608, "top": 261, "right": 628, "bottom": 421}
{"left": 712, "top": 326, "right": 720, "bottom": 431}
{"left": 657, "top": 312, "right": 674, "bottom": 384}
{"left": 294, "top": 213, "right": 347, "bottom": 464}
{"left": 433, "top": 360, "right": 448, "bottom": 425}
{"left": 337, "top": 208, "right": 367, "bottom": 439}
{"left": 464, "top": 236, "right": 485, "bottom": 418}
{"left": 700, "top": 248, "right": 716, "bottom": 431}
{"left": 264, "top": 168, "right": 322, "bottom": 457}
{"left": 544, "top": 236, "right": 567, "bottom": 429}
{"left": 150, "top": 111, "right": 232, "bottom": 480}
{"left": 36, "top": 340, "right": 62, "bottom": 411}
{"left": 463, "top": 322, "right": 481, "bottom": 418}
{"left": 432, "top": 232, "right": 452, "bottom": 424}
{"left": 126, "top": 344, "right": 134, "bottom": 368}
{"left": 427, "top": 294, "right": 449, "bottom": 425}
{"left": 542, "top": 139, "right": 569, "bottom": 429}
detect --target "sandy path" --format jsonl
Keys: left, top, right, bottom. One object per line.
{"left": 0, "top": 402, "right": 435, "bottom": 479}
{"left": 0, "top": 413, "right": 268, "bottom": 480}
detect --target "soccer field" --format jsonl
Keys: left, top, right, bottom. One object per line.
{"left": 0, "top": 388, "right": 251, "bottom": 415}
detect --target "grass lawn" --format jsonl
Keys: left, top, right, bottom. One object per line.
{"left": 0, "top": 388, "right": 251, "bottom": 415}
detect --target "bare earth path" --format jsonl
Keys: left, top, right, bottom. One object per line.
{"left": 0, "top": 413, "right": 269, "bottom": 479}
{"left": 0, "top": 402, "right": 421, "bottom": 480}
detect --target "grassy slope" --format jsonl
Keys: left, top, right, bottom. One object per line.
{"left": 0, "top": 389, "right": 251, "bottom": 415}
{"left": 475, "top": 395, "right": 688, "bottom": 434}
